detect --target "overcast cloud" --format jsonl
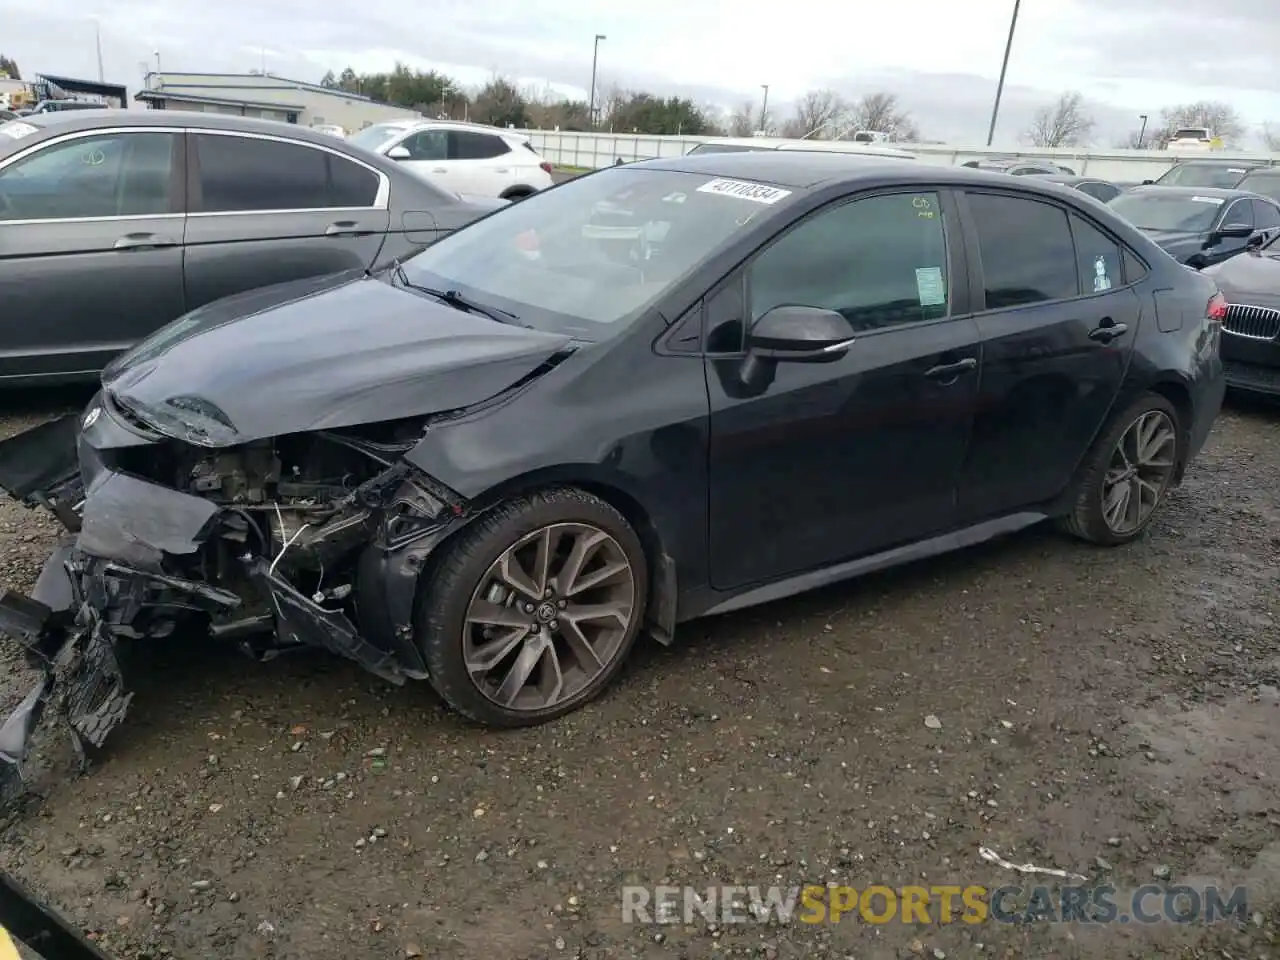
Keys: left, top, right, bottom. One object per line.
{"left": 2, "top": 0, "right": 1278, "bottom": 147}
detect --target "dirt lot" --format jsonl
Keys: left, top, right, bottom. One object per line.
{"left": 1, "top": 389, "right": 1278, "bottom": 960}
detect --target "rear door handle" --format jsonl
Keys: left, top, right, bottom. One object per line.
{"left": 325, "top": 221, "right": 366, "bottom": 237}
{"left": 113, "top": 233, "right": 178, "bottom": 250}
{"left": 1088, "top": 321, "right": 1129, "bottom": 343}
{"left": 494, "top": 167, "right": 510, "bottom": 173}
{"left": 924, "top": 356, "right": 977, "bottom": 380}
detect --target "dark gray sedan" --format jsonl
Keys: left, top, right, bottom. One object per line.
{"left": 1107, "top": 185, "right": 1280, "bottom": 269}
{"left": 0, "top": 110, "right": 503, "bottom": 384}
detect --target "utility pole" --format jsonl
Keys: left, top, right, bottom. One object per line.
{"left": 759, "top": 84, "right": 770, "bottom": 133}
{"left": 94, "top": 20, "right": 105, "bottom": 82}
{"left": 588, "top": 34, "right": 606, "bottom": 129}
{"left": 985, "top": 0, "right": 1021, "bottom": 147}
{"left": 1137, "top": 114, "right": 1149, "bottom": 148}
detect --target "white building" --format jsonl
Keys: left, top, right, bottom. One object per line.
{"left": 135, "top": 72, "right": 420, "bottom": 132}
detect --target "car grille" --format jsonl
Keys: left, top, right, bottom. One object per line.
{"left": 1222, "top": 304, "right": 1280, "bottom": 340}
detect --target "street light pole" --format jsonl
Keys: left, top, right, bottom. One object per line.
{"left": 588, "top": 34, "right": 606, "bottom": 129}
{"left": 759, "top": 84, "right": 770, "bottom": 134}
{"left": 985, "top": 0, "right": 1021, "bottom": 147}
{"left": 1137, "top": 114, "right": 1149, "bottom": 148}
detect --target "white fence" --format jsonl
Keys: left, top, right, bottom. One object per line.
{"left": 518, "top": 130, "right": 1280, "bottom": 183}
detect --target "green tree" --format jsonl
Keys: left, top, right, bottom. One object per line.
{"left": 605, "top": 91, "right": 713, "bottom": 135}
{"left": 0, "top": 54, "right": 20, "bottom": 80}
{"left": 471, "top": 77, "right": 527, "bottom": 128}
{"left": 319, "top": 70, "right": 337, "bottom": 89}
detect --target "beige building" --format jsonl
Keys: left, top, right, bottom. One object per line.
{"left": 135, "top": 71, "right": 419, "bottom": 132}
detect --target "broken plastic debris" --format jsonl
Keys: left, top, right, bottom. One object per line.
{"left": 924, "top": 715, "right": 942, "bottom": 729}
{"left": 979, "top": 845, "right": 1087, "bottom": 882}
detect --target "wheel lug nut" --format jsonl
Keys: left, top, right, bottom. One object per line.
{"left": 557, "top": 599, "right": 567, "bottom": 609}
{"left": 543, "top": 588, "right": 553, "bottom": 598}
{"left": 549, "top": 620, "right": 559, "bottom": 631}
{"left": 523, "top": 602, "right": 535, "bottom": 613}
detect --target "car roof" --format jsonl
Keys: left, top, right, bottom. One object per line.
{"left": 634, "top": 149, "right": 1098, "bottom": 194}
{"left": 1122, "top": 184, "right": 1272, "bottom": 201}
{"left": 1167, "top": 158, "right": 1270, "bottom": 168}
{"left": 1032, "top": 173, "right": 1111, "bottom": 186}
{"left": 376, "top": 118, "right": 519, "bottom": 136}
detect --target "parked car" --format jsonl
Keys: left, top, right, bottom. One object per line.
{"left": 1165, "top": 127, "right": 1220, "bottom": 152}
{"left": 1107, "top": 186, "right": 1280, "bottom": 268}
{"left": 0, "top": 152, "right": 1225, "bottom": 779}
{"left": 1201, "top": 237, "right": 1280, "bottom": 396}
{"left": 1233, "top": 166, "right": 1280, "bottom": 205}
{"left": 1029, "top": 173, "right": 1123, "bottom": 203}
{"left": 0, "top": 109, "right": 16, "bottom": 123}
{"left": 686, "top": 137, "right": 917, "bottom": 159}
{"left": 0, "top": 110, "right": 503, "bottom": 385}
{"left": 23, "top": 99, "right": 108, "bottom": 115}
{"left": 960, "top": 158, "right": 1076, "bottom": 176}
{"left": 348, "top": 119, "right": 554, "bottom": 200}
{"left": 1142, "top": 159, "right": 1272, "bottom": 188}
{"left": 310, "top": 123, "right": 348, "bottom": 138}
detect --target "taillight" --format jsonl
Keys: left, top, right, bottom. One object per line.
{"left": 539, "top": 161, "right": 552, "bottom": 175}
{"left": 1207, "top": 292, "right": 1227, "bottom": 322}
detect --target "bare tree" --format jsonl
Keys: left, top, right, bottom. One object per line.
{"left": 1156, "top": 101, "right": 1245, "bottom": 147}
{"left": 790, "top": 89, "right": 847, "bottom": 139}
{"left": 1024, "top": 91, "right": 1095, "bottom": 148}
{"left": 1263, "top": 123, "right": 1280, "bottom": 152}
{"left": 726, "top": 102, "right": 756, "bottom": 137}
{"left": 840, "top": 92, "right": 919, "bottom": 142}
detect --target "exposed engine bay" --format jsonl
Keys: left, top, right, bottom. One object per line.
{"left": 0, "top": 416, "right": 476, "bottom": 804}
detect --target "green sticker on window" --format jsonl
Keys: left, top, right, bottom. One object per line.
{"left": 915, "top": 267, "right": 946, "bottom": 307}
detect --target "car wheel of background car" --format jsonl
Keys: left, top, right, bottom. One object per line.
{"left": 501, "top": 188, "right": 535, "bottom": 202}
{"left": 416, "top": 487, "right": 649, "bottom": 726}
{"left": 1057, "top": 392, "right": 1182, "bottom": 546}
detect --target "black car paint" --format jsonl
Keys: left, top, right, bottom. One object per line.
{"left": 0, "top": 110, "right": 498, "bottom": 385}
{"left": 0, "top": 153, "right": 1226, "bottom": 782}
{"left": 1110, "top": 185, "right": 1280, "bottom": 268}
{"left": 1147, "top": 159, "right": 1272, "bottom": 188}
{"left": 1202, "top": 247, "right": 1280, "bottom": 395}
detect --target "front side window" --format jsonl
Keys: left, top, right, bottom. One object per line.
{"left": 1237, "top": 172, "right": 1280, "bottom": 204}
{"left": 0, "top": 132, "right": 175, "bottom": 221}
{"left": 967, "top": 192, "right": 1077, "bottom": 309}
{"left": 1219, "top": 199, "right": 1254, "bottom": 231}
{"left": 1251, "top": 198, "right": 1280, "bottom": 230}
{"left": 1106, "top": 191, "right": 1223, "bottom": 233}
{"left": 399, "top": 129, "right": 447, "bottom": 161}
{"left": 748, "top": 191, "right": 949, "bottom": 331}
{"left": 403, "top": 167, "right": 791, "bottom": 338}
{"left": 194, "top": 135, "right": 379, "bottom": 212}
{"left": 450, "top": 131, "right": 510, "bottom": 160}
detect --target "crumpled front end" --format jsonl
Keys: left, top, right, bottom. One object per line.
{"left": 0, "top": 399, "right": 475, "bottom": 800}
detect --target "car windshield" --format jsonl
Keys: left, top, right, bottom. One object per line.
{"left": 1108, "top": 192, "right": 1223, "bottom": 232}
{"left": 348, "top": 123, "right": 409, "bottom": 152}
{"left": 1155, "top": 164, "right": 1249, "bottom": 188}
{"left": 401, "top": 167, "right": 793, "bottom": 339}
{"left": 1237, "top": 172, "right": 1280, "bottom": 203}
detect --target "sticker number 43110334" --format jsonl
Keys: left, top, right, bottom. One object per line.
{"left": 696, "top": 178, "right": 793, "bottom": 205}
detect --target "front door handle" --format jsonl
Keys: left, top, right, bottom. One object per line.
{"left": 924, "top": 356, "right": 977, "bottom": 381}
{"left": 431, "top": 167, "right": 448, "bottom": 174}
{"left": 494, "top": 167, "right": 510, "bottom": 173}
{"left": 325, "top": 221, "right": 365, "bottom": 237}
{"left": 1088, "top": 320, "right": 1129, "bottom": 343}
{"left": 113, "top": 233, "right": 178, "bottom": 250}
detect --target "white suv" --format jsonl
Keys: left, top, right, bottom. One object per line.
{"left": 348, "top": 120, "right": 554, "bottom": 200}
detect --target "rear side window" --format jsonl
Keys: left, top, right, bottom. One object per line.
{"left": 1122, "top": 248, "right": 1148, "bottom": 284}
{"left": 1238, "top": 174, "right": 1280, "bottom": 204}
{"left": 1221, "top": 199, "right": 1253, "bottom": 230}
{"left": 1069, "top": 215, "right": 1123, "bottom": 295}
{"left": 967, "top": 192, "right": 1077, "bottom": 309}
{"left": 449, "top": 131, "right": 510, "bottom": 160}
{"left": 194, "top": 135, "right": 379, "bottom": 212}
{"left": 1251, "top": 199, "right": 1280, "bottom": 230}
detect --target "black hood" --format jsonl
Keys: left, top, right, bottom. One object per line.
{"left": 1202, "top": 247, "right": 1280, "bottom": 301}
{"left": 103, "top": 271, "right": 573, "bottom": 446}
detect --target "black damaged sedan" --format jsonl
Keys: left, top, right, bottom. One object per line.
{"left": 0, "top": 153, "right": 1226, "bottom": 788}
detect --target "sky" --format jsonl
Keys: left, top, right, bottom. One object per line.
{"left": 2, "top": 0, "right": 1278, "bottom": 147}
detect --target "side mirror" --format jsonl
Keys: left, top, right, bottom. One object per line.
{"left": 1141, "top": 178, "right": 1155, "bottom": 185}
{"left": 1217, "top": 223, "right": 1253, "bottom": 239}
{"left": 386, "top": 145, "right": 411, "bottom": 161}
{"left": 746, "top": 305, "right": 856, "bottom": 361}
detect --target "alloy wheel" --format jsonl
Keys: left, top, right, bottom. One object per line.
{"left": 1100, "top": 409, "right": 1177, "bottom": 535}
{"left": 462, "top": 522, "right": 637, "bottom": 712}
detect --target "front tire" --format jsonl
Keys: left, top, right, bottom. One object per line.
{"left": 416, "top": 488, "right": 649, "bottom": 726}
{"left": 1057, "top": 392, "right": 1182, "bottom": 545}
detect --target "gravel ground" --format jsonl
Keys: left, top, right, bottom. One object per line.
{"left": 1, "top": 390, "right": 1278, "bottom": 960}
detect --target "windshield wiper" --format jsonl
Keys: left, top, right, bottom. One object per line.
{"left": 388, "top": 259, "right": 523, "bottom": 326}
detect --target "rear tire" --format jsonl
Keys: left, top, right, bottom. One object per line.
{"left": 1057, "top": 392, "right": 1182, "bottom": 545}
{"left": 416, "top": 487, "right": 648, "bottom": 727}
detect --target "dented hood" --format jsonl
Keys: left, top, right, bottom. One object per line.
{"left": 102, "top": 271, "right": 572, "bottom": 445}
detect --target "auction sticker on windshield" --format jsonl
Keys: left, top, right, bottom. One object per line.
{"left": 696, "top": 178, "right": 792, "bottom": 205}
{"left": 0, "top": 120, "right": 38, "bottom": 140}
{"left": 1190, "top": 196, "right": 1225, "bottom": 204}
